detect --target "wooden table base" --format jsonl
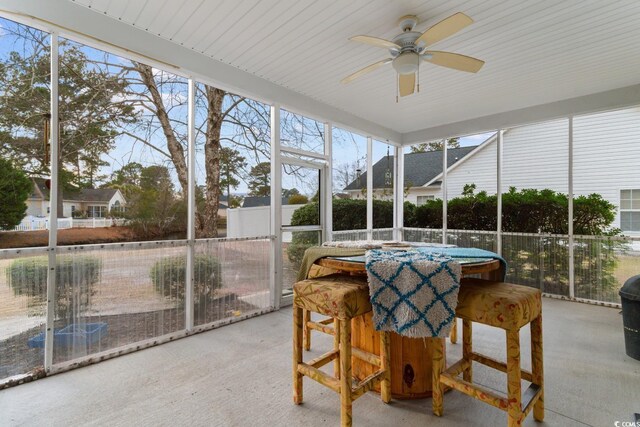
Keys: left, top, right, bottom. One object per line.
{"left": 351, "top": 312, "right": 444, "bottom": 399}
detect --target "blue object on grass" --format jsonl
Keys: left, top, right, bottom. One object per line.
{"left": 27, "top": 322, "right": 108, "bottom": 348}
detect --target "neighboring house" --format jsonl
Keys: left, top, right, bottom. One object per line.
{"left": 343, "top": 146, "right": 477, "bottom": 205}
{"left": 343, "top": 106, "right": 640, "bottom": 234}
{"left": 26, "top": 177, "right": 126, "bottom": 218}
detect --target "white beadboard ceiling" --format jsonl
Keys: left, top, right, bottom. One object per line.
{"left": 6, "top": 0, "right": 640, "bottom": 140}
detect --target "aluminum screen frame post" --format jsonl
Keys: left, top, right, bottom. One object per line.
{"left": 568, "top": 116, "right": 575, "bottom": 298}
{"left": 394, "top": 145, "right": 404, "bottom": 241}
{"left": 496, "top": 129, "right": 503, "bottom": 256}
{"left": 269, "top": 104, "right": 283, "bottom": 309}
{"left": 185, "top": 78, "right": 196, "bottom": 331}
{"left": 442, "top": 139, "right": 448, "bottom": 245}
{"left": 323, "top": 122, "right": 333, "bottom": 242}
{"left": 366, "top": 136, "right": 373, "bottom": 240}
{"left": 44, "top": 32, "right": 59, "bottom": 372}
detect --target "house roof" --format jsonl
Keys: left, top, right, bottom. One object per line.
{"left": 242, "top": 196, "right": 289, "bottom": 208}
{"left": 344, "top": 146, "right": 477, "bottom": 191}
{"left": 29, "top": 178, "right": 120, "bottom": 203}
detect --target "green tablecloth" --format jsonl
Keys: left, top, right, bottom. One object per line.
{"left": 297, "top": 246, "right": 366, "bottom": 281}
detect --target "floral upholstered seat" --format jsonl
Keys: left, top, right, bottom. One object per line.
{"left": 455, "top": 278, "right": 542, "bottom": 330}
{"left": 293, "top": 274, "right": 371, "bottom": 320}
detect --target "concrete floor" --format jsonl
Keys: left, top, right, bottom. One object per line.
{"left": 0, "top": 298, "right": 638, "bottom": 427}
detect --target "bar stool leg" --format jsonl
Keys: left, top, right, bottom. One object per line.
{"left": 380, "top": 331, "right": 391, "bottom": 403}
{"left": 293, "top": 305, "right": 303, "bottom": 405}
{"left": 462, "top": 319, "right": 473, "bottom": 382}
{"left": 531, "top": 314, "right": 544, "bottom": 422}
{"left": 334, "top": 318, "right": 341, "bottom": 379}
{"left": 450, "top": 318, "right": 458, "bottom": 344}
{"left": 432, "top": 337, "right": 445, "bottom": 417}
{"left": 303, "top": 309, "right": 311, "bottom": 351}
{"left": 506, "top": 329, "right": 522, "bottom": 427}
{"left": 339, "top": 318, "right": 353, "bottom": 427}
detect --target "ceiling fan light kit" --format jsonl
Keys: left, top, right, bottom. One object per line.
{"left": 392, "top": 52, "right": 419, "bottom": 75}
{"left": 342, "top": 12, "right": 485, "bottom": 99}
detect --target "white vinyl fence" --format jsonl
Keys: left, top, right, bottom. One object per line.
{"left": 9, "top": 217, "right": 126, "bottom": 232}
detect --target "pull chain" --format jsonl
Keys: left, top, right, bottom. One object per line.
{"left": 396, "top": 73, "right": 399, "bottom": 103}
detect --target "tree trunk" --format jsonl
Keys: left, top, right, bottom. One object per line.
{"left": 202, "top": 87, "right": 225, "bottom": 238}
{"left": 134, "top": 64, "right": 189, "bottom": 197}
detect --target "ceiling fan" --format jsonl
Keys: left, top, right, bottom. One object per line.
{"left": 341, "top": 12, "right": 484, "bottom": 98}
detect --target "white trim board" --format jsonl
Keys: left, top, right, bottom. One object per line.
{"left": 402, "top": 84, "right": 640, "bottom": 145}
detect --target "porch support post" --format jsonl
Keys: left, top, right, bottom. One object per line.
{"left": 394, "top": 145, "right": 404, "bottom": 241}
{"left": 185, "top": 78, "right": 196, "bottom": 331}
{"left": 45, "top": 32, "right": 59, "bottom": 372}
{"left": 568, "top": 116, "right": 575, "bottom": 298}
{"left": 496, "top": 130, "right": 503, "bottom": 256}
{"left": 442, "top": 139, "right": 448, "bottom": 245}
{"left": 270, "top": 104, "right": 283, "bottom": 309}
{"left": 366, "top": 136, "right": 373, "bottom": 240}
{"left": 323, "top": 122, "right": 333, "bottom": 242}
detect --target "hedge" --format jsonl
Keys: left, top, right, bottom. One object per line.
{"left": 150, "top": 254, "right": 222, "bottom": 305}
{"left": 7, "top": 256, "right": 102, "bottom": 319}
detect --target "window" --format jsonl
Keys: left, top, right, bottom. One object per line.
{"left": 416, "top": 195, "right": 435, "bottom": 206}
{"left": 87, "top": 205, "right": 107, "bottom": 218}
{"left": 71, "top": 205, "right": 76, "bottom": 213}
{"left": 621, "top": 189, "right": 640, "bottom": 232}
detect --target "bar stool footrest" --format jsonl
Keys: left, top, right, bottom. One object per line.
{"left": 297, "top": 363, "right": 340, "bottom": 393}
{"left": 469, "top": 352, "right": 533, "bottom": 382}
{"left": 440, "top": 371, "right": 508, "bottom": 410}
{"left": 307, "top": 349, "right": 339, "bottom": 369}
{"left": 307, "top": 320, "right": 335, "bottom": 335}
{"left": 522, "top": 383, "right": 543, "bottom": 418}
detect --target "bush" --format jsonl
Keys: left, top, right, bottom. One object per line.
{"left": 150, "top": 254, "right": 222, "bottom": 305}
{"left": 411, "top": 187, "right": 618, "bottom": 235}
{"left": 287, "top": 198, "right": 395, "bottom": 269}
{"left": 288, "top": 194, "right": 308, "bottom": 205}
{"left": 7, "top": 256, "right": 102, "bottom": 319}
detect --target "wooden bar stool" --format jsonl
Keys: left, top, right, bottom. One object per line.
{"left": 293, "top": 274, "right": 391, "bottom": 427}
{"left": 432, "top": 279, "right": 544, "bottom": 427}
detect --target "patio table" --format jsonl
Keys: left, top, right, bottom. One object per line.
{"left": 313, "top": 254, "right": 504, "bottom": 400}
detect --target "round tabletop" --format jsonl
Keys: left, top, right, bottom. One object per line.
{"left": 316, "top": 256, "right": 502, "bottom": 276}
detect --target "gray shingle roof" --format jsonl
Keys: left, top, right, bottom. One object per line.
{"left": 29, "top": 177, "right": 119, "bottom": 202}
{"left": 343, "top": 146, "right": 478, "bottom": 191}
{"left": 242, "top": 196, "right": 289, "bottom": 208}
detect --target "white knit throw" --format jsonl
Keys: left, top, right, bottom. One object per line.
{"left": 365, "top": 250, "right": 461, "bottom": 338}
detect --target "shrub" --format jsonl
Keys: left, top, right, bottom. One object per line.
{"left": 7, "top": 256, "right": 102, "bottom": 319}
{"left": 150, "top": 254, "right": 222, "bottom": 305}
{"left": 288, "top": 194, "right": 308, "bottom": 205}
{"left": 287, "top": 198, "right": 395, "bottom": 269}
{"left": 411, "top": 187, "right": 618, "bottom": 235}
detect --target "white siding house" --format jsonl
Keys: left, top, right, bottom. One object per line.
{"left": 345, "top": 107, "right": 640, "bottom": 233}
{"left": 25, "top": 178, "right": 127, "bottom": 218}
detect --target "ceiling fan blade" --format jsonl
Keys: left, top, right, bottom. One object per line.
{"left": 398, "top": 73, "right": 416, "bottom": 97}
{"left": 416, "top": 12, "right": 473, "bottom": 47}
{"left": 423, "top": 51, "right": 484, "bottom": 73}
{"left": 350, "top": 35, "right": 400, "bottom": 50}
{"left": 341, "top": 59, "right": 392, "bottom": 84}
